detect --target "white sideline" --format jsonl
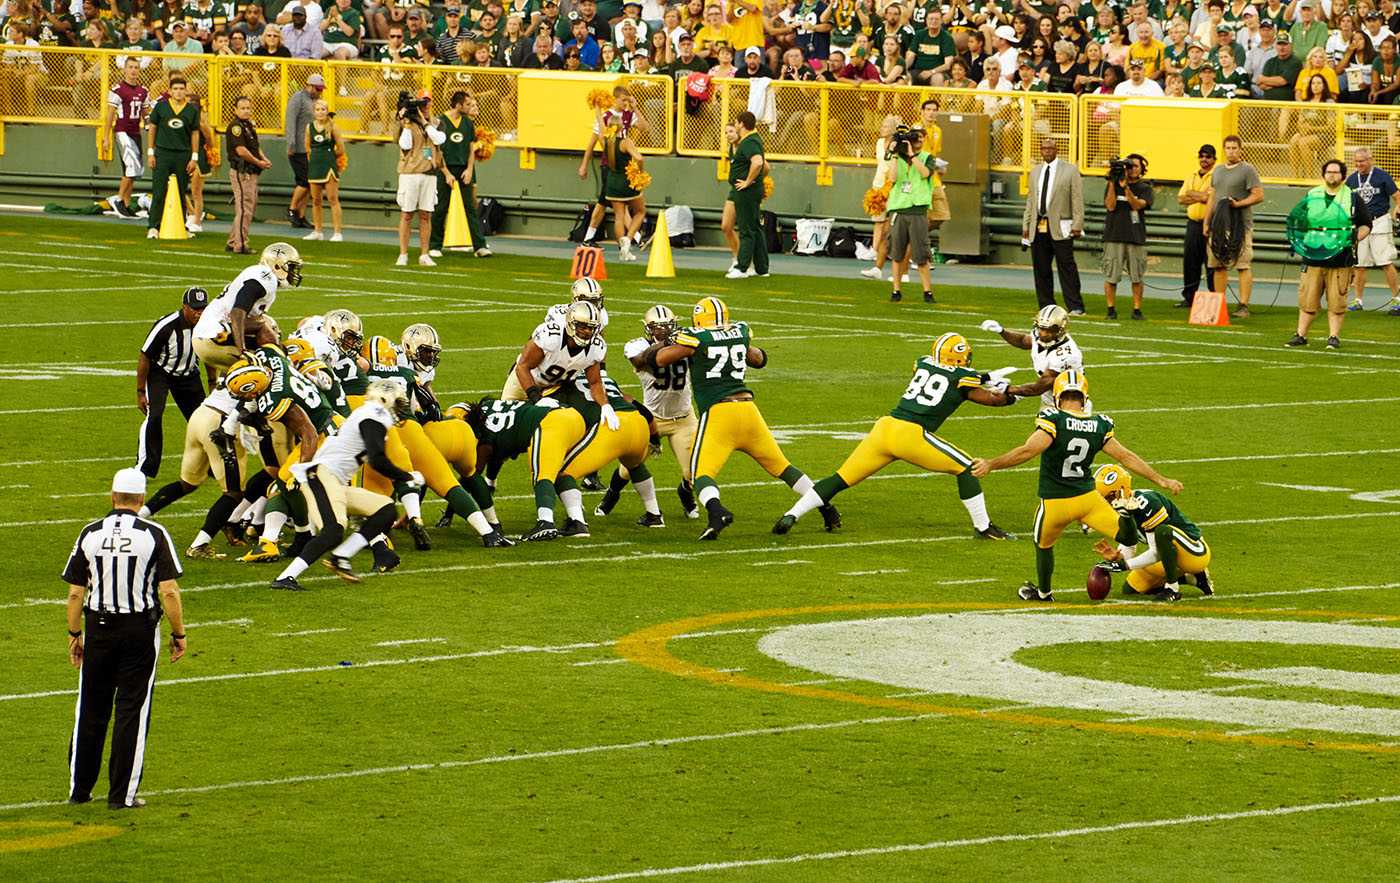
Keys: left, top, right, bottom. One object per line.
{"left": 530, "top": 794, "right": 1400, "bottom": 883}
{"left": 0, "top": 714, "right": 942, "bottom": 812}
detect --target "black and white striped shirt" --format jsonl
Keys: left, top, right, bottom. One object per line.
{"left": 142, "top": 310, "right": 199, "bottom": 377}
{"left": 62, "top": 511, "right": 182, "bottom": 615}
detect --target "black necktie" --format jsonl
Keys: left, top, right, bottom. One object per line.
{"left": 1039, "top": 162, "right": 1051, "bottom": 218}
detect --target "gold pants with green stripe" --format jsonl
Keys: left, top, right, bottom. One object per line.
{"left": 835, "top": 415, "right": 972, "bottom": 486}
{"left": 691, "top": 400, "right": 792, "bottom": 483}
{"left": 1033, "top": 491, "right": 1120, "bottom": 549}
{"left": 563, "top": 410, "right": 650, "bottom": 478}
{"left": 424, "top": 419, "right": 480, "bottom": 478}
{"left": 528, "top": 408, "right": 587, "bottom": 484}
{"left": 1127, "top": 533, "right": 1212, "bottom": 593}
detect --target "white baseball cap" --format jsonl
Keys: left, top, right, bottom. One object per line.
{"left": 112, "top": 468, "right": 147, "bottom": 495}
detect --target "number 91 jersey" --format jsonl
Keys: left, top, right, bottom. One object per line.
{"left": 888, "top": 356, "right": 984, "bottom": 433}
{"left": 522, "top": 315, "right": 608, "bottom": 390}
{"left": 1034, "top": 407, "right": 1115, "bottom": 500}
{"left": 672, "top": 322, "right": 752, "bottom": 413}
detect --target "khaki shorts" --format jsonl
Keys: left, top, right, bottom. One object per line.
{"left": 1101, "top": 241, "right": 1146, "bottom": 284}
{"left": 1357, "top": 214, "right": 1397, "bottom": 268}
{"left": 180, "top": 404, "right": 245, "bottom": 491}
{"left": 396, "top": 172, "right": 438, "bottom": 213}
{"left": 1300, "top": 265, "right": 1352, "bottom": 314}
{"left": 927, "top": 185, "right": 950, "bottom": 222}
{"left": 1207, "top": 231, "right": 1254, "bottom": 270}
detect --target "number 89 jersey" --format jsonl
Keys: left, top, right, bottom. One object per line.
{"left": 624, "top": 336, "right": 691, "bottom": 419}
{"left": 673, "top": 322, "right": 752, "bottom": 413}
{"left": 888, "top": 356, "right": 984, "bottom": 433}
{"left": 1034, "top": 407, "right": 1115, "bottom": 500}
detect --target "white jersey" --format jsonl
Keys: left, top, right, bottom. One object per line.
{"left": 202, "top": 383, "right": 238, "bottom": 415}
{"left": 515, "top": 315, "right": 608, "bottom": 390}
{"left": 545, "top": 302, "right": 610, "bottom": 334}
{"left": 291, "top": 401, "right": 394, "bottom": 485}
{"left": 299, "top": 324, "right": 370, "bottom": 393}
{"left": 1031, "top": 333, "right": 1084, "bottom": 408}
{"left": 194, "top": 263, "right": 280, "bottom": 340}
{"left": 396, "top": 349, "right": 435, "bottom": 386}
{"left": 624, "top": 336, "right": 692, "bottom": 420}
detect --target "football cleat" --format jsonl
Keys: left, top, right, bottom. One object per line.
{"left": 594, "top": 487, "right": 621, "bottom": 516}
{"left": 1017, "top": 582, "right": 1054, "bottom": 602}
{"left": 933, "top": 332, "right": 971, "bottom": 368}
{"left": 975, "top": 523, "right": 1013, "bottom": 540}
{"left": 482, "top": 530, "right": 516, "bottom": 548}
{"left": 677, "top": 482, "right": 699, "bottom": 518}
{"left": 322, "top": 556, "right": 361, "bottom": 583}
{"left": 819, "top": 504, "right": 842, "bottom": 531}
{"left": 186, "top": 543, "right": 225, "bottom": 559}
{"left": 520, "top": 520, "right": 559, "bottom": 542}
{"left": 1348, "top": 297, "right": 1364, "bottom": 311}
{"left": 371, "top": 547, "right": 401, "bottom": 574}
{"left": 1157, "top": 586, "right": 1183, "bottom": 602}
{"left": 559, "top": 518, "right": 591, "bottom": 537}
{"left": 270, "top": 576, "right": 306, "bottom": 591}
{"left": 220, "top": 523, "right": 249, "bottom": 547}
{"left": 699, "top": 504, "right": 735, "bottom": 541}
{"left": 239, "top": 538, "right": 281, "bottom": 563}
{"left": 1195, "top": 569, "right": 1214, "bottom": 596}
{"left": 772, "top": 514, "right": 796, "bottom": 535}
{"left": 435, "top": 511, "right": 454, "bottom": 528}
{"left": 580, "top": 472, "right": 605, "bottom": 491}
{"left": 635, "top": 512, "right": 665, "bottom": 528}
{"left": 407, "top": 517, "right": 431, "bottom": 550}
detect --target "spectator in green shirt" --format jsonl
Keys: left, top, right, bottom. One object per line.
{"left": 1187, "top": 63, "right": 1229, "bottom": 95}
{"left": 321, "top": 0, "right": 361, "bottom": 59}
{"left": 1257, "top": 31, "right": 1301, "bottom": 99}
{"left": 1288, "top": 0, "right": 1327, "bottom": 58}
{"left": 906, "top": 14, "right": 955, "bottom": 85}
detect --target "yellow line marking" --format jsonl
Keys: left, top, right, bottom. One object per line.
{"left": 39, "top": 234, "right": 79, "bottom": 241}
{"left": 515, "top": 270, "right": 549, "bottom": 276}
{"left": 614, "top": 602, "right": 1400, "bottom": 755}
{"left": 0, "top": 821, "right": 122, "bottom": 853}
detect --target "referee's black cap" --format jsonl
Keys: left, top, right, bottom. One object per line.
{"left": 183, "top": 286, "right": 210, "bottom": 310}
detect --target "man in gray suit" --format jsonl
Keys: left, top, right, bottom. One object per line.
{"left": 1022, "top": 139, "right": 1086, "bottom": 314}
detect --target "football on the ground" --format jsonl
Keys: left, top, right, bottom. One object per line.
{"left": 1087, "top": 565, "right": 1112, "bottom": 601}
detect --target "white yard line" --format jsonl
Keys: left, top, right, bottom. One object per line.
{"left": 841, "top": 569, "right": 909, "bottom": 576}
{"left": 270, "top": 627, "right": 348, "bottom": 637}
{"left": 372, "top": 637, "right": 448, "bottom": 647}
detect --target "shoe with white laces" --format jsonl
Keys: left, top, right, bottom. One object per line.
{"left": 146, "top": 228, "right": 158, "bottom": 239}
{"left": 302, "top": 230, "right": 323, "bottom": 240}
{"left": 1348, "top": 297, "right": 1364, "bottom": 311}
{"left": 185, "top": 217, "right": 202, "bottom": 233}
{"left": 619, "top": 238, "right": 634, "bottom": 262}
{"left": 418, "top": 254, "right": 436, "bottom": 266}
{"left": 859, "top": 266, "right": 884, "bottom": 280}
{"left": 395, "top": 253, "right": 408, "bottom": 266}
{"left": 475, "top": 246, "right": 492, "bottom": 257}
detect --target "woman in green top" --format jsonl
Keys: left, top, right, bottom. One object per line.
{"left": 322, "top": 0, "right": 363, "bottom": 61}
{"left": 720, "top": 121, "right": 740, "bottom": 267}
{"left": 599, "top": 107, "right": 647, "bottom": 262}
{"left": 1372, "top": 35, "right": 1400, "bottom": 103}
{"left": 599, "top": 40, "right": 625, "bottom": 70}
{"left": 304, "top": 98, "right": 346, "bottom": 242}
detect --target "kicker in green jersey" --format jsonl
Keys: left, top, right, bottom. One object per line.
{"left": 1034, "top": 407, "right": 1116, "bottom": 499}
{"left": 889, "top": 357, "right": 984, "bottom": 433}
{"left": 673, "top": 322, "right": 753, "bottom": 412}
{"left": 1120, "top": 488, "right": 1204, "bottom": 545}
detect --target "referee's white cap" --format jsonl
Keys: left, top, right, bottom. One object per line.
{"left": 112, "top": 468, "right": 147, "bottom": 495}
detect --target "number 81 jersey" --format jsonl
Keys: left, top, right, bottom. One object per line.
{"left": 889, "top": 356, "right": 985, "bottom": 432}
{"left": 673, "top": 321, "right": 752, "bottom": 413}
{"left": 1034, "top": 406, "right": 1115, "bottom": 500}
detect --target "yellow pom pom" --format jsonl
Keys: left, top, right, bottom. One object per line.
{"left": 762, "top": 176, "right": 773, "bottom": 200}
{"left": 862, "top": 186, "right": 890, "bottom": 216}
{"left": 586, "top": 88, "right": 614, "bottom": 111}
{"left": 206, "top": 144, "right": 220, "bottom": 168}
{"left": 474, "top": 127, "right": 497, "bottom": 161}
{"left": 335, "top": 152, "right": 348, "bottom": 173}
{"left": 626, "top": 164, "right": 651, "bottom": 191}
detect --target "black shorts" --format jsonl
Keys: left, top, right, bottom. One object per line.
{"left": 290, "top": 152, "right": 309, "bottom": 188}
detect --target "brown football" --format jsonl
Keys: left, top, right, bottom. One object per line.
{"left": 1087, "top": 565, "right": 1112, "bottom": 601}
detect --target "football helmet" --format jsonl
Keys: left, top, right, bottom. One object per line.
{"left": 365, "top": 379, "right": 413, "bottom": 424}
{"left": 226, "top": 358, "right": 271, "bottom": 400}
{"left": 1034, "top": 304, "right": 1069, "bottom": 345}
{"left": 1052, "top": 368, "right": 1089, "bottom": 406}
{"left": 401, "top": 323, "right": 442, "bottom": 370}
{"left": 693, "top": 296, "right": 729, "bottom": 329}
{"left": 445, "top": 401, "right": 471, "bottom": 421}
{"left": 564, "top": 301, "right": 602, "bottom": 344}
{"left": 282, "top": 337, "right": 318, "bottom": 369}
{"left": 570, "top": 277, "right": 604, "bottom": 308}
{"left": 363, "top": 335, "right": 400, "bottom": 370}
{"left": 1093, "top": 464, "right": 1132, "bottom": 502}
{"left": 642, "top": 304, "right": 678, "bottom": 343}
{"left": 323, "top": 309, "right": 364, "bottom": 356}
{"left": 260, "top": 242, "right": 303, "bottom": 287}
{"left": 933, "top": 332, "right": 971, "bottom": 367}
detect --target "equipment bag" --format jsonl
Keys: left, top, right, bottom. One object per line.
{"left": 478, "top": 197, "right": 505, "bottom": 235}
{"left": 759, "top": 209, "right": 781, "bottom": 253}
{"left": 664, "top": 205, "right": 696, "bottom": 248}
{"left": 567, "top": 203, "right": 593, "bottom": 243}
{"left": 825, "top": 225, "right": 858, "bottom": 258}
{"left": 794, "top": 217, "right": 834, "bottom": 254}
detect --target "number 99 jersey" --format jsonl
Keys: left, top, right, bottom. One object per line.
{"left": 624, "top": 336, "right": 692, "bottom": 419}
{"left": 520, "top": 315, "right": 608, "bottom": 391}
{"left": 888, "top": 356, "right": 985, "bottom": 432}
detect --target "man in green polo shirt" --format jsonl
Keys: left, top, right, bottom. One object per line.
{"left": 429, "top": 90, "right": 492, "bottom": 259}
{"left": 1258, "top": 33, "right": 1301, "bottom": 100}
{"left": 145, "top": 72, "right": 201, "bottom": 238}
{"left": 725, "top": 111, "right": 769, "bottom": 279}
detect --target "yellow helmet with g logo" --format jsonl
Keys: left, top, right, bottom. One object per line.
{"left": 693, "top": 296, "right": 729, "bottom": 329}
{"left": 1093, "top": 464, "right": 1132, "bottom": 502}
{"left": 1052, "top": 368, "right": 1088, "bottom": 407}
{"left": 362, "top": 335, "right": 399, "bottom": 370}
{"left": 933, "top": 332, "right": 971, "bottom": 368}
{"left": 445, "top": 401, "right": 471, "bottom": 421}
{"left": 226, "top": 358, "right": 271, "bottom": 400}
{"left": 282, "top": 337, "right": 318, "bottom": 369}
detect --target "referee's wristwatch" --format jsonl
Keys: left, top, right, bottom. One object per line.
{"left": 68, "top": 629, "right": 81, "bottom": 638}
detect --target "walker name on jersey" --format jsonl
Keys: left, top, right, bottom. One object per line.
{"left": 705, "top": 326, "right": 747, "bottom": 342}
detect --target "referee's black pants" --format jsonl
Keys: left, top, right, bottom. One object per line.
{"left": 1182, "top": 219, "right": 1208, "bottom": 305}
{"left": 138, "top": 367, "right": 205, "bottom": 477}
{"left": 70, "top": 611, "right": 160, "bottom": 808}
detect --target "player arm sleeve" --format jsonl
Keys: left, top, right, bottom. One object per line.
{"left": 359, "top": 421, "right": 414, "bottom": 482}
{"left": 1124, "top": 529, "right": 1162, "bottom": 570}
{"left": 231, "top": 278, "right": 265, "bottom": 314}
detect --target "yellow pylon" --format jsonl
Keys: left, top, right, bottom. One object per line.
{"left": 443, "top": 180, "right": 473, "bottom": 249}
{"left": 157, "top": 175, "right": 186, "bottom": 240}
{"left": 645, "top": 209, "right": 674, "bottom": 278}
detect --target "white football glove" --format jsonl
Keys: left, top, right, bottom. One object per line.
{"left": 311, "top": 370, "right": 333, "bottom": 392}
{"left": 408, "top": 471, "right": 425, "bottom": 487}
{"left": 535, "top": 396, "right": 560, "bottom": 409}
{"left": 988, "top": 366, "right": 1018, "bottom": 381}
{"left": 988, "top": 378, "right": 1010, "bottom": 393}
{"left": 600, "top": 403, "right": 620, "bottom": 431}
{"left": 1110, "top": 494, "right": 1143, "bottom": 514}
{"left": 980, "top": 319, "right": 1003, "bottom": 334}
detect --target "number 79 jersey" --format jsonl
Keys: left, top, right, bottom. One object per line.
{"left": 888, "top": 356, "right": 984, "bottom": 432}
{"left": 672, "top": 322, "right": 753, "bottom": 413}
{"left": 1034, "top": 407, "right": 1115, "bottom": 500}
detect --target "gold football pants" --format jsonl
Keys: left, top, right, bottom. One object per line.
{"left": 1127, "top": 535, "right": 1213, "bottom": 593}
{"left": 691, "top": 400, "right": 792, "bottom": 482}
{"left": 563, "top": 410, "right": 650, "bottom": 478}
{"left": 835, "top": 415, "right": 972, "bottom": 486}
{"left": 1033, "top": 491, "right": 1121, "bottom": 549}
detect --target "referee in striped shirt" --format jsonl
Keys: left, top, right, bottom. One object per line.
{"left": 137, "top": 287, "right": 213, "bottom": 477}
{"left": 65, "top": 469, "right": 187, "bottom": 810}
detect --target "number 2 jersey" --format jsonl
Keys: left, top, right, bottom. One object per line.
{"left": 1034, "top": 407, "right": 1115, "bottom": 499}
{"left": 673, "top": 322, "right": 753, "bottom": 413}
{"left": 889, "top": 357, "right": 984, "bottom": 432}
{"left": 623, "top": 336, "right": 692, "bottom": 419}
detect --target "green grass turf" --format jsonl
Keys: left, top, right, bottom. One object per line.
{"left": 2, "top": 216, "right": 1400, "bottom": 879}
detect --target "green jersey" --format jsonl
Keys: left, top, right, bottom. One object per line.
{"left": 438, "top": 112, "right": 476, "bottom": 167}
{"left": 476, "top": 399, "right": 552, "bottom": 465}
{"left": 888, "top": 357, "right": 983, "bottom": 433}
{"left": 673, "top": 322, "right": 753, "bottom": 413}
{"left": 328, "top": 348, "right": 369, "bottom": 396}
{"left": 1034, "top": 407, "right": 1116, "bottom": 499}
{"left": 559, "top": 372, "right": 638, "bottom": 427}
{"left": 323, "top": 7, "right": 362, "bottom": 44}
{"left": 909, "top": 27, "right": 956, "bottom": 72}
{"left": 1120, "top": 488, "right": 1203, "bottom": 543}
{"left": 728, "top": 132, "right": 764, "bottom": 199}
{"left": 250, "top": 346, "right": 335, "bottom": 432}
{"left": 148, "top": 97, "right": 200, "bottom": 152}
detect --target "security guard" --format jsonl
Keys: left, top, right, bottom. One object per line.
{"left": 145, "top": 72, "right": 201, "bottom": 239}
{"left": 428, "top": 90, "right": 491, "bottom": 258}
{"left": 226, "top": 95, "right": 272, "bottom": 255}
{"left": 136, "top": 286, "right": 212, "bottom": 477}
{"left": 64, "top": 469, "right": 187, "bottom": 810}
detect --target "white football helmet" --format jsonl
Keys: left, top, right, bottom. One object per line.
{"left": 365, "top": 379, "right": 413, "bottom": 423}
{"left": 564, "top": 301, "right": 602, "bottom": 345}
{"left": 260, "top": 242, "right": 303, "bottom": 287}
{"left": 570, "top": 277, "right": 604, "bottom": 308}
{"left": 642, "top": 304, "right": 678, "bottom": 343}
{"left": 401, "top": 323, "right": 441, "bottom": 369}
{"left": 323, "top": 309, "right": 363, "bottom": 356}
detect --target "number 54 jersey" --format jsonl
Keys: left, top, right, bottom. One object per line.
{"left": 672, "top": 322, "right": 753, "bottom": 413}
{"left": 1034, "top": 407, "right": 1115, "bottom": 500}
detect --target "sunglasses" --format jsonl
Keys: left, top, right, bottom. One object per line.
{"left": 565, "top": 51, "right": 580, "bottom": 57}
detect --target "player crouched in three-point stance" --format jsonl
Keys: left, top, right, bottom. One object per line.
{"left": 642, "top": 296, "right": 839, "bottom": 541}
{"left": 972, "top": 369, "right": 1182, "bottom": 602}
{"left": 1091, "top": 466, "right": 1213, "bottom": 602}
{"left": 192, "top": 242, "right": 303, "bottom": 373}
{"left": 775, "top": 333, "right": 1017, "bottom": 538}
{"left": 271, "top": 381, "right": 425, "bottom": 590}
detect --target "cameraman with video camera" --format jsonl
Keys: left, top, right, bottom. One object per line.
{"left": 884, "top": 124, "right": 936, "bottom": 304}
{"left": 394, "top": 89, "right": 447, "bottom": 267}
{"left": 1101, "top": 153, "right": 1153, "bottom": 320}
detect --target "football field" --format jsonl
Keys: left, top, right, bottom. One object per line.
{"left": 3, "top": 215, "right": 1400, "bottom": 879}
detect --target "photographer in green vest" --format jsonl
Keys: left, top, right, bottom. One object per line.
{"left": 1286, "top": 158, "right": 1371, "bottom": 351}
{"left": 429, "top": 90, "right": 492, "bottom": 259}
{"left": 884, "top": 123, "right": 935, "bottom": 304}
